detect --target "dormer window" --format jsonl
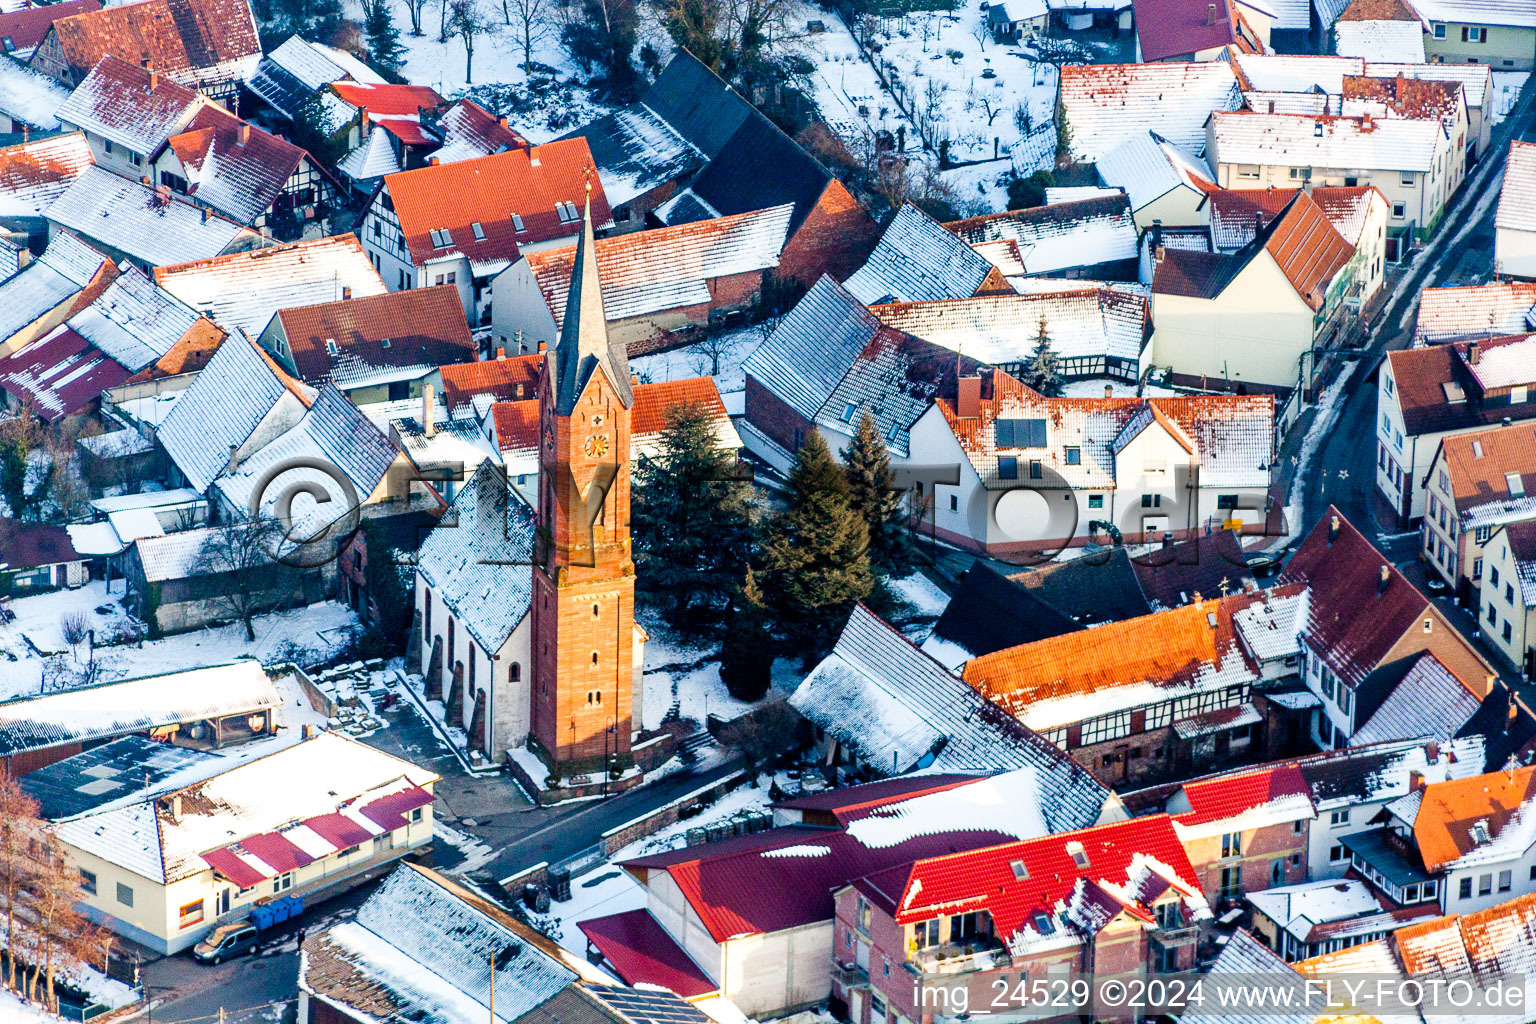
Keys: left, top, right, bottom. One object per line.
{"left": 1067, "top": 841, "right": 1089, "bottom": 869}
{"left": 471, "top": 221, "right": 486, "bottom": 241}
{"left": 512, "top": 213, "right": 526, "bottom": 232}
{"left": 429, "top": 228, "right": 453, "bottom": 248}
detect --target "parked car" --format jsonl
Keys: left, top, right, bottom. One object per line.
{"left": 192, "top": 921, "right": 259, "bottom": 964}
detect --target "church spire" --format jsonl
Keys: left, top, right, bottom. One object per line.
{"left": 553, "top": 183, "right": 632, "bottom": 415}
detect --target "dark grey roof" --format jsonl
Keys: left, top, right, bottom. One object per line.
{"left": 514, "top": 988, "right": 628, "bottom": 1024}
{"left": 682, "top": 113, "right": 831, "bottom": 237}
{"left": 639, "top": 51, "right": 755, "bottom": 160}
{"left": 584, "top": 987, "right": 710, "bottom": 1024}
{"left": 1338, "top": 828, "right": 1433, "bottom": 886}
{"left": 1130, "top": 531, "right": 1253, "bottom": 610}
{"left": 558, "top": 105, "right": 704, "bottom": 208}
{"left": 1009, "top": 548, "right": 1154, "bottom": 625}
{"left": 931, "top": 563, "right": 1081, "bottom": 658}
{"left": 741, "top": 274, "right": 881, "bottom": 422}
{"left": 21, "top": 735, "right": 221, "bottom": 819}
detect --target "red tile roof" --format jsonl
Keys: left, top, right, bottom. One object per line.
{"left": 0, "top": 132, "right": 95, "bottom": 197}
{"left": 880, "top": 815, "right": 1205, "bottom": 940}
{"left": 630, "top": 377, "right": 730, "bottom": 434}
{"left": 167, "top": 104, "right": 309, "bottom": 224}
{"left": 578, "top": 910, "right": 718, "bottom": 997}
{"left": 382, "top": 139, "right": 610, "bottom": 268}
{"left": 330, "top": 82, "right": 445, "bottom": 145}
{"left": 438, "top": 352, "right": 543, "bottom": 414}
{"left": 773, "top": 775, "right": 985, "bottom": 821}
{"left": 430, "top": 98, "right": 529, "bottom": 159}
{"left": 1262, "top": 193, "right": 1356, "bottom": 311}
{"left": 0, "top": 0, "right": 101, "bottom": 52}
{"left": 273, "top": 285, "right": 475, "bottom": 386}
{"left": 1439, "top": 420, "right": 1536, "bottom": 513}
{"left": 1175, "top": 763, "right": 1313, "bottom": 826}
{"left": 162, "top": 0, "right": 259, "bottom": 68}
{"left": 0, "top": 324, "right": 129, "bottom": 422}
{"left": 1388, "top": 337, "right": 1536, "bottom": 436}
{"left": 49, "top": 1, "right": 192, "bottom": 76}
{"left": 1412, "top": 765, "right": 1536, "bottom": 870}
{"left": 1279, "top": 507, "right": 1445, "bottom": 688}
{"left": 0, "top": 520, "right": 80, "bottom": 570}
{"left": 623, "top": 824, "right": 1020, "bottom": 941}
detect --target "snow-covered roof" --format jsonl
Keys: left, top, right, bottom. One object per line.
{"left": 0, "top": 57, "right": 70, "bottom": 130}
{"left": 1232, "top": 53, "right": 1365, "bottom": 94}
{"left": 1351, "top": 651, "right": 1482, "bottom": 745}
{"left": 872, "top": 287, "right": 1148, "bottom": 367}
{"left": 212, "top": 384, "right": 399, "bottom": 526}
{"left": 165, "top": 106, "right": 310, "bottom": 226}
{"left": 336, "top": 128, "right": 402, "bottom": 183}
{"left": 1413, "top": 282, "right": 1536, "bottom": 343}
{"left": 1335, "top": 17, "right": 1426, "bottom": 60}
{"left": 64, "top": 263, "right": 202, "bottom": 373}
{"left": 0, "top": 322, "right": 129, "bottom": 421}
{"left": 1409, "top": 0, "right": 1536, "bottom": 28}
{"left": 265, "top": 34, "right": 349, "bottom": 90}
{"left": 1246, "top": 880, "right": 1395, "bottom": 943}
{"left": 54, "top": 55, "right": 206, "bottom": 157}
{"left": 843, "top": 204, "right": 997, "bottom": 305}
{"left": 1498, "top": 141, "right": 1536, "bottom": 239}
{"left": 1096, "top": 132, "right": 1217, "bottom": 213}
{"left": 1365, "top": 61, "right": 1489, "bottom": 109}
{"left": 1185, "top": 929, "right": 1320, "bottom": 1024}
{"left": 791, "top": 606, "right": 1112, "bottom": 829}
{"left": 154, "top": 234, "right": 387, "bottom": 339}
{"left": 527, "top": 204, "right": 792, "bottom": 329}
{"left": 425, "top": 100, "right": 528, "bottom": 166}
{"left": 0, "top": 661, "right": 278, "bottom": 758}
{"left": 46, "top": 166, "right": 250, "bottom": 269}
{"left": 156, "top": 330, "right": 314, "bottom": 492}
{"left": 567, "top": 104, "right": 706, "bottom": 209}
{"left": 0, "top": 133, "right": 95, "bottom": 222}
{"left": 1209, "top": 110, "right": 1444, "bottom": 173}
{"left": 1044, "top": 186, "right": 1123, "bottom": 204}
{"left": 1059, "top": 62, "right": 1242, "bottom": 161}
{"left": 742, "top": 274, "right": 884, "bottom": 422}
{"left": 1229, "top": 587, "right": 1305, "bottom": 662}
{"left": 947, "top": 195, "right": 1139, "bottom": 277}
{"left": 302, "top": 865, "right": 615, "bottom": 1024}
{"left": 415, "top": 461, "right": 535, "bottom": 655}
{"left": 0, "top": 232, "right": 110, "bottom": 347}
{"left": 53, "top": 731, "right": 438, "bottom": 884}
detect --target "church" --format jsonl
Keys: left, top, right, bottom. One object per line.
{"left": 412, "top": 192, "right": 651, "bottom": 780}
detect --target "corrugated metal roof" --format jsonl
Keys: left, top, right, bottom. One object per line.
{"left": 47, "top": 166, "right": 249, "bottom": 268}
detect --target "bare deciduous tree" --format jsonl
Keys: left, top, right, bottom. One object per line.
{"left": 504, "top": 0, "right": 553, "bottom": 68}
{"left": 716, "top": 701, "right": 799, "bottom": 785}
{"left": 189, "top": 518, "right": 297, "bottom": 642}
{"left": 979, "top": 95, "right": 1001, "bottom": 126}
{"left": 449, "top": 0, "right": 493, "bottom": 81}
{"left": 58, "top": 611, "right": 88, "bottom": 662}
{"left": 403, "top": 0, "right": 429, "bottom": 34}
{"left": 971, "top": 19, "right": 987, "bottom": 49}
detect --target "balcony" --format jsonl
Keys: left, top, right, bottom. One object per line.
{"left": 910, "top": 940, "right": 1010, "bottom": 976}
{"left": 831, "top": 960, "right": 869, "bottom": 989}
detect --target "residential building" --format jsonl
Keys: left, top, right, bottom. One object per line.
{"left": 0, "top": 231, "right": 117, "bottom": 359}
{"left": 438, "top": 350, "right": 544, "bottom": 419}
{"left": 830, "top": 817, "right": 1209, "bottom": 1024}
{"left": 1277, "top": 508, "right": 1496, "bottom": 749}
{"left": 1377, "top": 334, "right": 1536, "bottom": 525}
{"left": 1342, "top": 764, "right": 1536, "bottom": 913}
{"left": 1095, "top": 131, "right": 1219, "bottom": 230}
{"left": 1058, "top": 62, "right": 1243, "bottom": 162}
{"left": 155, "top": 234, "right": 387, "bottom": 340}
{"left": 0, "top": 132, "right": 95, "bottom": 247}
{"left": 1150, "top": 191, "right": 1360, "bottom": 391}
{"left": 579, "top": 773, "right": 1115, "bottom": 1017}
{"left": 1205, "top": 186, "right": 1389, "bottom": 305}
{"left": 792, "top": 602, "right": 1119, "bottom": 786}
{"left": 1366, "top": 61, "right": 1494, "bottom": 157}
{"left": 1480, "top": 520, "right": 1536, "bottom": 675}
{"left": 1496, "top": 140, "right": 1536, "bottom": 278}
{"left": 1339, "top": 75, "right": 1469, "bottom": 200}
{"left": 0, "top": 661, "right": 279, "bottom": 776}
{"left": 241, "top": 34, "right": 356, "bottom": 124}
{"left": 45, "top": 166, "right": 257, "bottom": 270}
{"left": 61, "top": 262, "right": 220, "bottom": 382}
{"left": 843, "top": 204, "right": 1013, "bottom": 304}
{"left": 492, "top": 204, "right": 793, "bottom": 354}
{"left": 1247, "top": 879, "right": 1439, "bottom": 959}
{"left": 0, "top": 520, "right": 86, "bottom": 594}
{"left": 299, "top": 863, "right": 645, "bottom": 1024}
{"left": 0, "top": 0, "right": 100, "bottom": 60}
{"left": 0, "top": 57, "right": 70, "bottom": 135}
{"left": 42, "top": 730, "right": 436, "bottom": 954}
{"left": 923, "top": 563, "right": 1083, "bottom": 666}
{"left": 0, "top": 320, "right": 132, "bottom": 424}
{"left": 420, "top": 98, "right": 529, "bottom": 164}
{"left": 328, "top": 81, "right": 447, "bottom": 185}
{"left": 1205, "top": 110, "right": 1461, "bottom": 253}
{"left": 1415, "top": 280, "right": 1536, "bottom": 341}
{"left": 1415, "top": 0, "right": 1536, "bottom": 71}
{"left": 1421, "top": 419, "right": 1536, "bottom": 602}
{"left": 1133, "top": 0, "right": 1274, "bottom": 60}
{"left": 584, "top": 52, "right": 879, "bottom": 283}
{"left": 53, "top": 57, "right": 210, "bottom": 181}
{"left": 28, "top": 0, "right": 261, "bottom": 99}
{"left": 257, "top": 285, "right": 476, "bottom": 403}
{"left": 943, "top": 195, "right": 1140, "bottom": 282}
{"left": 1161, "top": 764, "right": 1315, "bottom": 903}
{"left": 1334, "top": 0, "right": 1426, "bottom": 62}
{"left": 360, "top": 139, "right": 609, "bottom": 324}
{"left": 901, "top": 367, "right": 1273, "bottom": 554}
{"left": 873, "top": 286, "right": 1151, "bottom": 384}
{"left": 152, "top": 105, "right": 341, "bottom": 239}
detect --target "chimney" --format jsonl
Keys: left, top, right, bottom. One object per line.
{"left": 498, "top": 116, "right": 510, "bottom": 129}
{"left": 537, "top": 340, "right": 547, "bottom": 353}
{"left": 1509, "top": 700, "right": 1521, "bottom": 731}
{"left": 495, "top": 346, "right": 506, "bottom": 359}
{"left": 200, "top": 206, "right": 209, "bottom": 223}
{"left": 428, "top": 156, "right": 439, "bottom": 166}
{"left": 631, "top": 373, "right": 640, "bottom": 387}
{"left": 958, "top": 375, "right": 982, "bottom": 418}
{"left": 1426, "top": 740, "right": 1440, "bottom": 763}
{"left": 1378, "top": 564, "right": 1390, "bottom": 594}
{"left": 226, "top": 443, "right": 239, "bottom": 475}
{"left": 1327, "top": 514, "right": 1340, "bottom": 544}
{"left": 1207, "top": 1, "right": 1217, "bottom": 22}
{"left": 1155, "top": 245, "right": 1167, "bottom": 264}
{"left": 302, "top": 723, "right": 319, "bottom": 739}
{"left": 237, "top": 123, "right": 250, "bottom": 145}
{"left": 15, "top": 247, "right": 30, "bottom": 270}
{"left": 167, "top": 794, "right": 182, "bottom": 821}
{"left": 1468, "top": 340, "right": 1480, "bottom": 364}
{"left": 359, "top": 106, "right": 370, "bottom": 137}
{"left": 1408, "top": 770, "right": 1426, "bottom": 794}
{"left": 1104, "top": 384, "right": 1113, "bottom": 398}
{"left": 342, "top": 285, "right": 352, "bottom": 300}
{"left": 423, "top": 383, "right": 436, "bottom": 438}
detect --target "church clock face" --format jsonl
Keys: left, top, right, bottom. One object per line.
{"left": 585, "top": 434, "right": 610, "bottom": 458}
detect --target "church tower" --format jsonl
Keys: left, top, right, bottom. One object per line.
{"left": 530, "top": 188, "right": 637, "bottom": 772}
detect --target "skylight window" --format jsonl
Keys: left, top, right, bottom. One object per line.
{"left": 842, "top": 403, "right": 858, "bottom": 422}
{"left": 1010, "top": 860, "right": 1028, "bottom": 880}
{"left": 471, "top": 221, "right": 486, "bottom": 241}
{"left": 1508, "top": 472, "right": 1526, "bottom": 498}
{"left": 511, "top": 213, "right": 526, "bottom": 233}
{"left": 1067, "top": 841, "right": 1089, "bottom": 869}
{"left": 556, "top": 201, "right": 580, "bottom": 223}
{"left": 429, "top": 228, "right": 453, "bottom": 248}
{"left": 1032, "top": 913, "right": 1055, "bottom": 934}
{"left": 325, "top": 339, "right": 338, "bottom": 356}
{"left": 380, "top": 337, "right": 391, "bottom": 349}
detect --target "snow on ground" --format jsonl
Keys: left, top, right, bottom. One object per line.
{"left": 534, "top": 777, "right": 781, "bottom": 949}
{"left": 630, "top": 325, "right": 764, "bottom": 401}
{"left": 885, "top": 570, "right": 950, "bottom": 627}
{"left": 434, "top": 818, "right": 499, "bottom": 874}
{"left": 1489, "top": 72, "right": 1530, "bottom": 124}
{"left": 0, "top": 584, "right": 359, "bottom": 698}
{"left": 0, "top": 991, "right": 58, "bottom": 1022}
{"left": 639, "top": 611, "right": 802, "bottom": 729}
